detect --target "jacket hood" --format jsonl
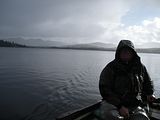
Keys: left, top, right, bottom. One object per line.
{"left": 115, "top": 40, "right": 139, "bottom": 60}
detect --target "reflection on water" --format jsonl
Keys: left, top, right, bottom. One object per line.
{"left": 0, "top": 48, "right": 159, "bottom": 120}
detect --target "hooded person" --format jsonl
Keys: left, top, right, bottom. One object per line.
{"left": 99, "top": 40, "right": 155, "bottom": 120}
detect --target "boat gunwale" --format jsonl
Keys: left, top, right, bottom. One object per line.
{"left": 56, "top": 100, "right": 102, "bottom": 120}
{"left": 56, "top": 100, "right": 160, "bottom": 120}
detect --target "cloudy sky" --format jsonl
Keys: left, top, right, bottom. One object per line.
{"left": 0, "top": 0, "right": 160, "bottom": 45}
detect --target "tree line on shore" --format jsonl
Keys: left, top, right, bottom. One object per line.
{"left": 0, "top": 40, "right": 26, "bottom": 47}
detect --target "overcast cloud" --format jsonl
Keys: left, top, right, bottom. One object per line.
{"left": 0, "top": 0, "right": 160, "bottom": 44}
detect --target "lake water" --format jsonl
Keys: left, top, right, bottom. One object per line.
{"left": 0, "top": 47, "right": 160, "bottom": 120}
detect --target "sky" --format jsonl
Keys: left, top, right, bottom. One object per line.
{"left": 0, "top": 0, "right": 160, "bottom": 45}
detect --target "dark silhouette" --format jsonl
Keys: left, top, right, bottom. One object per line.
{"left": 99, "top": 40, "right": 155, "bottom": 120}
{"left": 0, "top": 40, "right": 26, "bottom": 47}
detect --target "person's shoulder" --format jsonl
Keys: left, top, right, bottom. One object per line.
{"left": 140, "top": 62, "right": 146, "bottom": 69}
{"left": 100, "top": 60, "right": 115, "bottom": 75}
{"left": 139, "top": 62, "right": 148, "bottom": 72}
{"left": 103, "top": 60, "right": 115, "bottom": 69}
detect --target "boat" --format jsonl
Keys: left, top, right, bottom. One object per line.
{"left": 56, "top": 99, "right": 160, "bottom": 120}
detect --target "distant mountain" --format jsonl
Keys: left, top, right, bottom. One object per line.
{"left": 55, "top": 42, "right": 160, "bottom": 53}
{"left": 0, "top": 40, "right": 26, "bottom": 47}
{"left": 63, "top": 42, "right": 116, "bottom": 50}
{"left": 86, "top": 42, "right": 116, "bottom": 48}
{"left": 2, "top": 38, "right": 160, "bottom": 53}
{"left": 136, "top": 48, "right": 160, "bottom": 53}
{"left": 3, "top": 37, "right": 69, "bottom": 47}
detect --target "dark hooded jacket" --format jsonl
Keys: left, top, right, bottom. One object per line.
{"left": 99, "top": 40, "right": 154, "bottom": 108}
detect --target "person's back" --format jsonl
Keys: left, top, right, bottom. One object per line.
{"left": 99, "top": 40, "right": 155, "bottom": 120}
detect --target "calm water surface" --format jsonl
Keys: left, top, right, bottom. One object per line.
{"left": 0, "top": 48, "right": 160, "bottom": 120}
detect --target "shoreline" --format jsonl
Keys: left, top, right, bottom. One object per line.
{"left": 1, "top": 46, "right": 160, "bottom": 54}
